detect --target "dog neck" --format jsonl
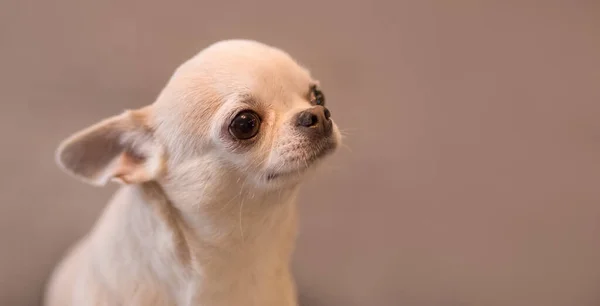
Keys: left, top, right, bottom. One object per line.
{"left": 132, "top": 181, "right": 300, "bottom": 305}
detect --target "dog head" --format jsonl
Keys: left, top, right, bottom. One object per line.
{"left": 56, "top": 40, "right": 340, "bottom": 206}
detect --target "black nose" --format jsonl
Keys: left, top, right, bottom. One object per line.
{"left": 295, "top": 106, "right": 332, "bottom": 136}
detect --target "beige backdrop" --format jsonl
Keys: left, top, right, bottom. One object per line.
{"left": 1, "top": 1, "right": 600, "bottom": 305}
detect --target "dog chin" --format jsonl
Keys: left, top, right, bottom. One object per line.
{"left": 262, "top": 140, "right": 338, "bottom": 185}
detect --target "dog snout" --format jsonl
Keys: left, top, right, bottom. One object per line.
{"left": 295, "top": 106, "right": 332, "bottom": 137}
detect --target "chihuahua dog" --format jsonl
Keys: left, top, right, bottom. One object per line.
{"left": 44, "top": 40, "right": 340, "bottom": 306}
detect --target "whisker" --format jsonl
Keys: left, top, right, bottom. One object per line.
{"left": 340, "top": 143, "right": 353, "bottom": 153}
{"left": 338, "top": 128, "right": 359, "bottom": 136}
{"left": 238, "top": 196, "right": 245, "bottom": 241}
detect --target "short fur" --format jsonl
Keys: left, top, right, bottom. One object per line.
{"left": 44, "top": 40, "right": 340, "bottom": 306}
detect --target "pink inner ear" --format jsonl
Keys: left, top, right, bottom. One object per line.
{"left": 112, "top": 152, "right": 152, "bottom": 185}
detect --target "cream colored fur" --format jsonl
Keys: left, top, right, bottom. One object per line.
{"left": 44, "top": 40, "right": 340, "bottom": 306}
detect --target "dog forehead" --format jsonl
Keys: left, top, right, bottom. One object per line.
{"left": 195, "top": 39, "right": 302, "bottom": 70}
{"left": 178, "top": 40, "right": 311, "bottom": 96}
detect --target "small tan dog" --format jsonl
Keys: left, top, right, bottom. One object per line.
{"left": 44, "top": 40, "right": 340, "bottom": 306}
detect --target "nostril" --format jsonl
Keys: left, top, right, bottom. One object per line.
{"left": 308, "top": 114, "right": 318, "bottom": 126}
{"left": 324, "top": 108, "right": 331, "bottom": 120}
{"left": 297, "top": 111, "right": 319, "bottom": 127}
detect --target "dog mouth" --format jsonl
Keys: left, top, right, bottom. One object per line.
{"left": 265, "top": 142, "right": 337, "bottom": 181}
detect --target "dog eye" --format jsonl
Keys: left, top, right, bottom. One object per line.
{"left": 310, "top": 86, "right": 325, "bottom": 106}
{"left": 229, "top": 110, "right": 261, "bottom": 140}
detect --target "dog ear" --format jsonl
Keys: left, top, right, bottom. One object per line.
{"left": 55, "top": 107, "right": 165, "bottom": 186}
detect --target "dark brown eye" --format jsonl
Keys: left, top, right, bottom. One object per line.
{"left": 311, "top": 86, "right": 325, "bottom": 106}
{"left": 229, "top": 110, "right": 261, "bottom": 140}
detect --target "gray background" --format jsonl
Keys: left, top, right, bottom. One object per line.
{"left": 1, "top": 1, "right": 600, "bottom": 305}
